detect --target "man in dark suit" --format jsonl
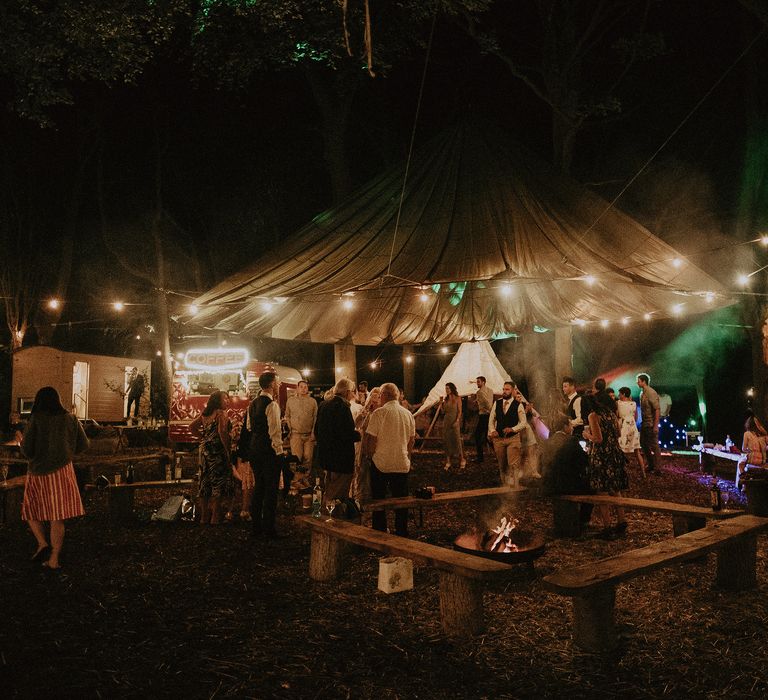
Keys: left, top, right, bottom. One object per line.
{"left": 316, "top": 377, "right": 360, "bottom": 503}
{"left": 540, "top": 412, "right": 593, "bottom": 532}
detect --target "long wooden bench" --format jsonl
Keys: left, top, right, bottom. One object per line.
{"left": 365, "top": 486, "right": 524, "bottom": 526}
{"left": 553, "top": 494, "right": 741, "bottom": 538}
{"left": 87, "top": 479, "right": 195, "bottom": 520}
{"left": 297, "top": 514, "right": 516, "bottom": 637}
{"left": 543, "top": 514, "right": 768, "bottom": 652}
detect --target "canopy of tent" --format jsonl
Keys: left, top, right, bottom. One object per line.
{"left": 187, "top": 118, "right": 730, "bottom": 345}
{"left": 415, "top": 340, "right": 511, "bottom": 415}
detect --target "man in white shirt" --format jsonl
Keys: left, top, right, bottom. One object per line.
{"left": 474, "top": 376, "right": 495, "bottom": 463}
{"left": 562, "top": 376, "right": 584, "bottom": 439}
{"left": 284, "top": 380, "right": 317, "bottom": 493}
{"left": 364, "top": 382, "right": 416, "bottom": 537}
{"left": 488, "top": 380, "right": 528, "bottom": 487}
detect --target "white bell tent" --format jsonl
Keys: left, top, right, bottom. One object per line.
{"left": 416, "top": 341, "right": 511, "bottom": 415}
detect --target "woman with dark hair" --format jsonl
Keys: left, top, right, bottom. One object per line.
{"left": 21, "top": 386, "right": 89, "bottom": 569}
{"left": 584, "top": 389, "right": 629, "bottom": 538}
{"left": 442, "top": 382, "right": 466, "bottom": 471}
{"left": 190, "top": 390, "right": 233, "bottom": 525}
{"left": 739, "top": 414, "right": 768, "bottom": 478}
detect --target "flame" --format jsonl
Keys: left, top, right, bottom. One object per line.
{"left": 485, "top": 515, "right": 520, "bottom": 553}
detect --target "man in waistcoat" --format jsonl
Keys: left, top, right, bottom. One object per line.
{"left": 488, "top": 380, "right": 528, "bottom": 487}
{"left": 248, "top": 371, "right": 285, "bottom": 539}
{"left": 562, "top": 376, "right": 584, "bottom": 440}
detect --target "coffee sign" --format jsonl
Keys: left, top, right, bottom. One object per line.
{"left": 184, "top": 348, "right": 250, "bottom": 371}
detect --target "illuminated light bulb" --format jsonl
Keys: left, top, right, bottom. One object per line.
{"left": 600, "top": 319, "right": 610, "bottom": 328}
{"left": 135, "top": 335, "right": 141, "bottom": 340}
{"left": 47, "top": 298, "right": 61, "bottom": 310}
{"left": 336, "top": 367, "right": 344, "bottom": 373}
{"left": 761, "top": 235, "right": 768, "bottom": 246}
{"left": 621, "top": 317, "right": 630, "bottom": 326}
{"left": 156, "top": 350, "right": 162, "bottom": 357}
{"left": 261, "top": 301, "right": 273, "bottom": 312}
{"left": 573, "top": 319, "right": 587, "bottom": 327}
{"left": 441, "top": 347, "right": 449, "bottom": 354}
{"left": 342, "top": 299, "right": 354, "bottom": 310}
{"left": 302, "top": 368, "right": 311, "bottom": 377}
{"left": 188, "top": 304, "right": 199, "bottom": 314}
{"left": 643, "top": 312, "right": 652, "bottom": 321}
{"left": 113, "top": 301, "right": 125, "bottom": 311}
{"left": 369, "top": 361, "right": 377, "bottom": 370}
{"left": 499, "top": 284, "right": 512, "bottom": 297}
{"left": 737, "top": 273, "right": 750, "bottom": 287}
{"left": 405, "top": 355, "right": 414, "bottom": 364}
{"left": 747, "top": 388, "right": 755, "bottom": 398}
{"left": 672, "top": 303, "right": 683, "bottom": 315}
{"left": 221, "top": 340, "right": 228, "bottom": 346}
{"left": 583, "top": 275, "right": 596, "bottom": 286}
{"left": 419, "top": 292, "right": 429, "bottom": 302}
{"left": 672, "top": 258, "right": 682, "bottom": 268}
{"left": 704, "top": 292, "right": 715, "bottom": 303}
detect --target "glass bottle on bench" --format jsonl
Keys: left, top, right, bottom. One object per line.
{"left": 174, "top": 456, "right": 183, "bottom": 481}
{"left": 126, "top": 463, "right": 135, "bottom": 484}
{"left": 312, "top": 477, "right": 323, "bottom": 519}
{"left": 710, "top": 478, "right": 723, "bottom": 511}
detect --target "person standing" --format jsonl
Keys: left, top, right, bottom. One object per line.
{"left": 190, "top": 391, "right": 233, "bottom": 525}
{"left": 442, "top": 382, "right": 466, "bottom": 471}
{"left": 248, "top": 372, "right": 285, "bottom": 538}
{"left": 562, "top": 376, "right": 584, "bottom": 439}
{"left": 284, "top": 380, "right": 317, "bottom": 494}
{"left": 474, "top": 376, "right": 494, "bottom": 463}
{"left": 316, "top": 378, "right": 360, "bottom": 503}
{"left": 364, "top": 383, "right": 416, "bottom": 537}
{"left": 488, "top": 381, "right": 528, "bottom": 487}
{"left": 636, "top": 373, "right": 661, "bottom": 474}
{"left": 617, "top": 387, "right": 646, "bottom": 476}
{"left": 584, "top": 391, "right": 628, "bottom": 537}
{"left": 126, "top": 369, "right": 145, "bottom": 420}
{"left": 21, "top": 387, "right": 89, "bottom": 570}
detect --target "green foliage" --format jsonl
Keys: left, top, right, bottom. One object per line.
{"left": 0, "top": 0, "right": 189, "bottom": 124}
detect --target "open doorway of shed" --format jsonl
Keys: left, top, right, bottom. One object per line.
{"left": 123, "top": 366, "right": 137, "bottom": 418}
{"left": 72, "top": 361, "right": 89, "bottom": 418}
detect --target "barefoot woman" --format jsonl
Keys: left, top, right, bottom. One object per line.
{"left": 21, "top": 386, "right": 89, "bottom": 569}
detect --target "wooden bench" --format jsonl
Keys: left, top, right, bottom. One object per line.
{"left": 88, "top": 479, "right": 195, "bottom": 520}
{"left": 297, "top": 514, "right": 516, "bottom": 637}
{"left": 0, "top": 475, "right": 26, "bottom": 525}
{"left": 365, "top": 486, "right": 524, "bottom": 526}
{"left": 543, "top": 514, "right": 768, "bottom": 652}
{"left": 553, "top": 494, "right": 741, "bottom": 538}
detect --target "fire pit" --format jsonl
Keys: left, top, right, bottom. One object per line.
{"left": 454, "top": 516, "right": 546, "bottom": 565}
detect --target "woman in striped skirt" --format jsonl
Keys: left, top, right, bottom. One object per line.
{"left": 21, "top": 387, "right": 89, "bottom": 570}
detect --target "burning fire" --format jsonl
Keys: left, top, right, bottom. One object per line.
{"left": 484, "top": 516, "right": 520, "bottom": 553}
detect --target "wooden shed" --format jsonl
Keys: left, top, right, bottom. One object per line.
{"left": 11, "top": 346, "right": 151, "bottom": 422}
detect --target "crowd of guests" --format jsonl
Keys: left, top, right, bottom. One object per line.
{"left": 14, "top": 369, "right": 666, "bottom": 567}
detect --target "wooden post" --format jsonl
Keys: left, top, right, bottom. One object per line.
{"left": 572, "top": 584, "right": 617, "bottom": 652}
{"left": 438, "top": 571, "right": 485, "bottom": 637}
{"left": 715, "top": 535, "right": 757, "bottom": 590}
{"left": 552, "top": 499, "right": 582, "bottom": 538}
{"left": 402, "top": 345, "right": 415, "bottom": 403}
{"left": 334, "top": 343, "right": 357, "bottom": 385}
{"left": 672, "top": 515, "right": 706, "bottom": 537}
{"left": 554, "top": 327, "right": 572, "bottom": 384}
{"left": 308, "top": 531, "right": 346, "bottom": 582}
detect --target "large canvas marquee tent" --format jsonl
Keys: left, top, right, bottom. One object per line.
{"left": 187, "top": 118, "right": 729, "bottom": 345}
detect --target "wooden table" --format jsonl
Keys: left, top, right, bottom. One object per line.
{"left": 89, "top": 479, "right": 195, "bottom": 520}
{"left": 696, "top": 447, "right": 766, "bottom": 487}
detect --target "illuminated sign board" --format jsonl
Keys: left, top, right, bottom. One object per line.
{"left": 183, "top": 348, "right": 250, "bottom": 372}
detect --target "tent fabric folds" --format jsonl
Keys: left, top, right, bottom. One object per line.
{"left": 188, "top": 119, "right": 729, "bottom": 345}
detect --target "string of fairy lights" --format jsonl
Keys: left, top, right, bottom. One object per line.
{"left": 15, "top": 232, "right": 768, "bottom": 346}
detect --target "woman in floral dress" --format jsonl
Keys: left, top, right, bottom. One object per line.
{"left": 584, "top": 391, "right": 629, "bottom": 537}
{"left": 190, "top": 391, "right": 233, "bottom": 525}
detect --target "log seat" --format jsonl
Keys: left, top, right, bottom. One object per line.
{"left": 297, "top": 514, "right": 517, "bottom": 638}
{"left": 543, "top": 514, "right": 768, "bottom": 652}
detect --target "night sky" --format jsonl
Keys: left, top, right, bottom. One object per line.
{"left": 1, "top": 0, "right": 767, "bottom": 435}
